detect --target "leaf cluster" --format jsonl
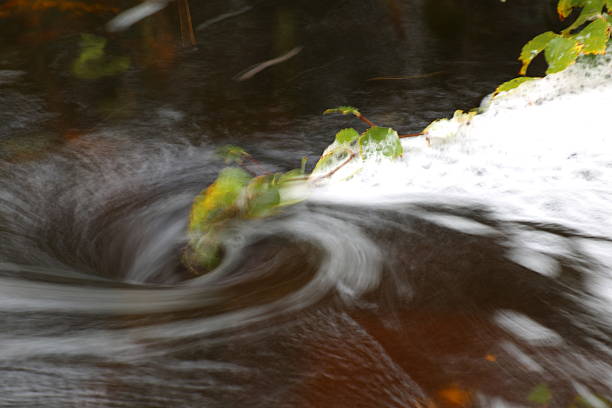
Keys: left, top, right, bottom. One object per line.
{"left": 184, "top": 107, "right": 405, "bottom": 273}
{"left": 496, "top": 0, "right": 611, "bottom": 94}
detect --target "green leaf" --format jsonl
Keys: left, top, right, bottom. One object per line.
{"left": 519, "top": 31, "right": 558, "bottom": 75}
{"left": 244, "top": 175, "right": 280, "bottom": 218}
{"left": 527, "top": 384, "right": 553, "bottom": 405}
{"left": 575, "top": 17, "right": 611, "bottom": 53}
{"left": 358, "top": 127, "right": 403, "bottom": 159}
{"left": 495, "top": 77, "right": 539, "bottom": 94}
{"left": 188, "top": 167, "right": 251, "bottom": 234}
{"left": 323, "top": 106, "right": 361, "bottom": 117}
{"left": 183, "top": 229, "right": 224, "bottom": 272}
{"left": 217, "top": 145, "right": 248, "bottom": 164}
{"left": 563, "top": 0, "right": 606, "bottom": 33}
{"left": 558, "top": 0, "right": 587, "bottom": 19}
{"left": 277, "top": 169, "right": 303, "bottom": 184}
{"left": 545, "top": 36, "right": 581, "bottom": 73}
{"left": 608, "top": 0, "right": 612, "bottom": 10}
{"left": 335, "top": 128, "right": 360, "bottom": 145}
{"left": 312, "top": 146, "right": 353, "bottom": 175}
{"left": 72, "top": 34, "right": 130, "bottom": 80}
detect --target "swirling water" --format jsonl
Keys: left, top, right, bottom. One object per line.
{"left": 0, "top": 1, "right": 611, "bottom": 407}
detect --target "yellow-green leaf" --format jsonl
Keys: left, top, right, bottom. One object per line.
{"left": 545, "top": 37, "right": 581, "bottom": 73}
{"left": 217, "top": 145, "right": 248, "bottom": 164}
{"left": 243, "top": 175, "right": 280, "bottom": 218}
{"left": 558, "top": 0, "right": 587, "bottom": 19}
{"left": 72, "top": 34, "right": 130, "bottom": 80}
{"left": 575, "top": 17, "right": 611, "bottom": 53}
{"left": 188, "top": 167, "right": 251, "bottom": 233}
{"left": 528, "top": 384, "right": 553, "bottom": 405}
{"left": 519, "top": 31, "right": 558, "bottom": 75}
{"left": 358, "top": 127, "right": 403, "bottom": 159}
{"left": 495, "top": 77, "right": 539, "bottom": 94}
{"left": 323, "top": 106, "right": 361, "bottom": 117}
{"left": 563, "top": 0, "right": 606, "bottom": 33}
{"left": 335, "top": 128, "right": 360, "bottom": 145}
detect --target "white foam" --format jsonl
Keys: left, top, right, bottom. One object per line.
{"left": 310, "top": 52, "right": 612, "bottom": 240}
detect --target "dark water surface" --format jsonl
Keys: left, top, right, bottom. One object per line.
{"left": 1, "top": 1, "right": 610, "bottom": 407}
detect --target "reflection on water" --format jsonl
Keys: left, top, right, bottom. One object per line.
{"left": 1, "top": 1, "right": 610, "bottom": 407}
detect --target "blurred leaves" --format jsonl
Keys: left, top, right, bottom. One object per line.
{"left": 72, "top": 34, "right": 130, "bottom": 79}
{"left": 185, "top": 156, "right": 309, "bottom": 273}
{"left": 188, "top": 167, "right": 251, "bottom": 234}
{"left": 184, "top": 167, "right": 251, "bottom": 272}
{"left": 528, "top": 384, "right": 553, "bottom": 405}
{"left": 186, "top": 107, "right": 409, "bottom": 273}
{"left": 217, "top": 145, "right": 248, "bottom": 164}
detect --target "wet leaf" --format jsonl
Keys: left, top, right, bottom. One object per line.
{"left": 72, "top": 34, "right": 130, "bottom": 80}
{"left": 244, "top": 175, "right": 281, "bottom": 218}
{"left": 278, "top": 169, "right": 303, "bottom": 183}
{"left": 545, "top": 36, "right": 581, "bottom": 73}
{"left": 575, "top": 17, "right": 611, "bottom": 53}
{"left": 558, "top": 0, "right": 587, "bottom": 19}
{"left": 528, "top": 384, "right": 553, "bottom": 405}
{"left": 335, "top": 128, "right": 360, "bottom": 145}
{"left": 183, "top": 229, "right": 224, "bottom": 272}
{"left": 312, "top": 146, "right": 353, "bottom": 175}
{"left": 188, "top": 167, "right": 251, "bottom": 234}
{"left": 519, "top": 31, "right": 558, "bottom": 75}
{"left": 563, "top": 0, "right": 606, "bottom": 33}
{"left": 217, "top": 145, "right": 248, "bottom": 164}
{"left": 358, "top": 127, "right": 403, "bottom": 159}
{"left": 323, "top": 106, "right": 361, "bottom": 117}
{"left": 495, "top": 76, "right": 539, "bottom": 94}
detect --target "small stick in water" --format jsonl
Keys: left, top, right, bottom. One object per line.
{"left": 235, "top": 47, "right": 303, "bottom": 81}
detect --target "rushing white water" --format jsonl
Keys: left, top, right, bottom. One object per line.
{"left": 1, "top": 51, "right": 611, "bottom": 407}
{"left": 313, "top": 51, "right": 612, "bottom": 286}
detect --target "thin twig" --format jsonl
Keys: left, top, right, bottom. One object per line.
{"left": 398, "top": 132, "right": 424, "bottom": 138}
{"left": 196, "top": 6, "right": 252, "bottom": 31}
{"left": 357, "top": 114, "right": 376, "bottom": 127}
{"left": 234, "top": 46, "right": 303, "bottom": 81}
{"left": 242, "top": 155, "right": 269, "bottom": 176}
{"left": 313, "top": 152, "right": 357, "bottom": 181}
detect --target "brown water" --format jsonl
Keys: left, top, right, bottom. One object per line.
{"left": 0, "top": 1, "right": 610, "bottom": 407}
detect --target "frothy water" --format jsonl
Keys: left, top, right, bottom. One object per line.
{"left": 1, "top": 57, "right": 612, "bottom": 407}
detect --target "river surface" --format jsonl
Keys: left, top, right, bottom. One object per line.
{"left": 0, "top": 1, "right": 610, "bottom": 407}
